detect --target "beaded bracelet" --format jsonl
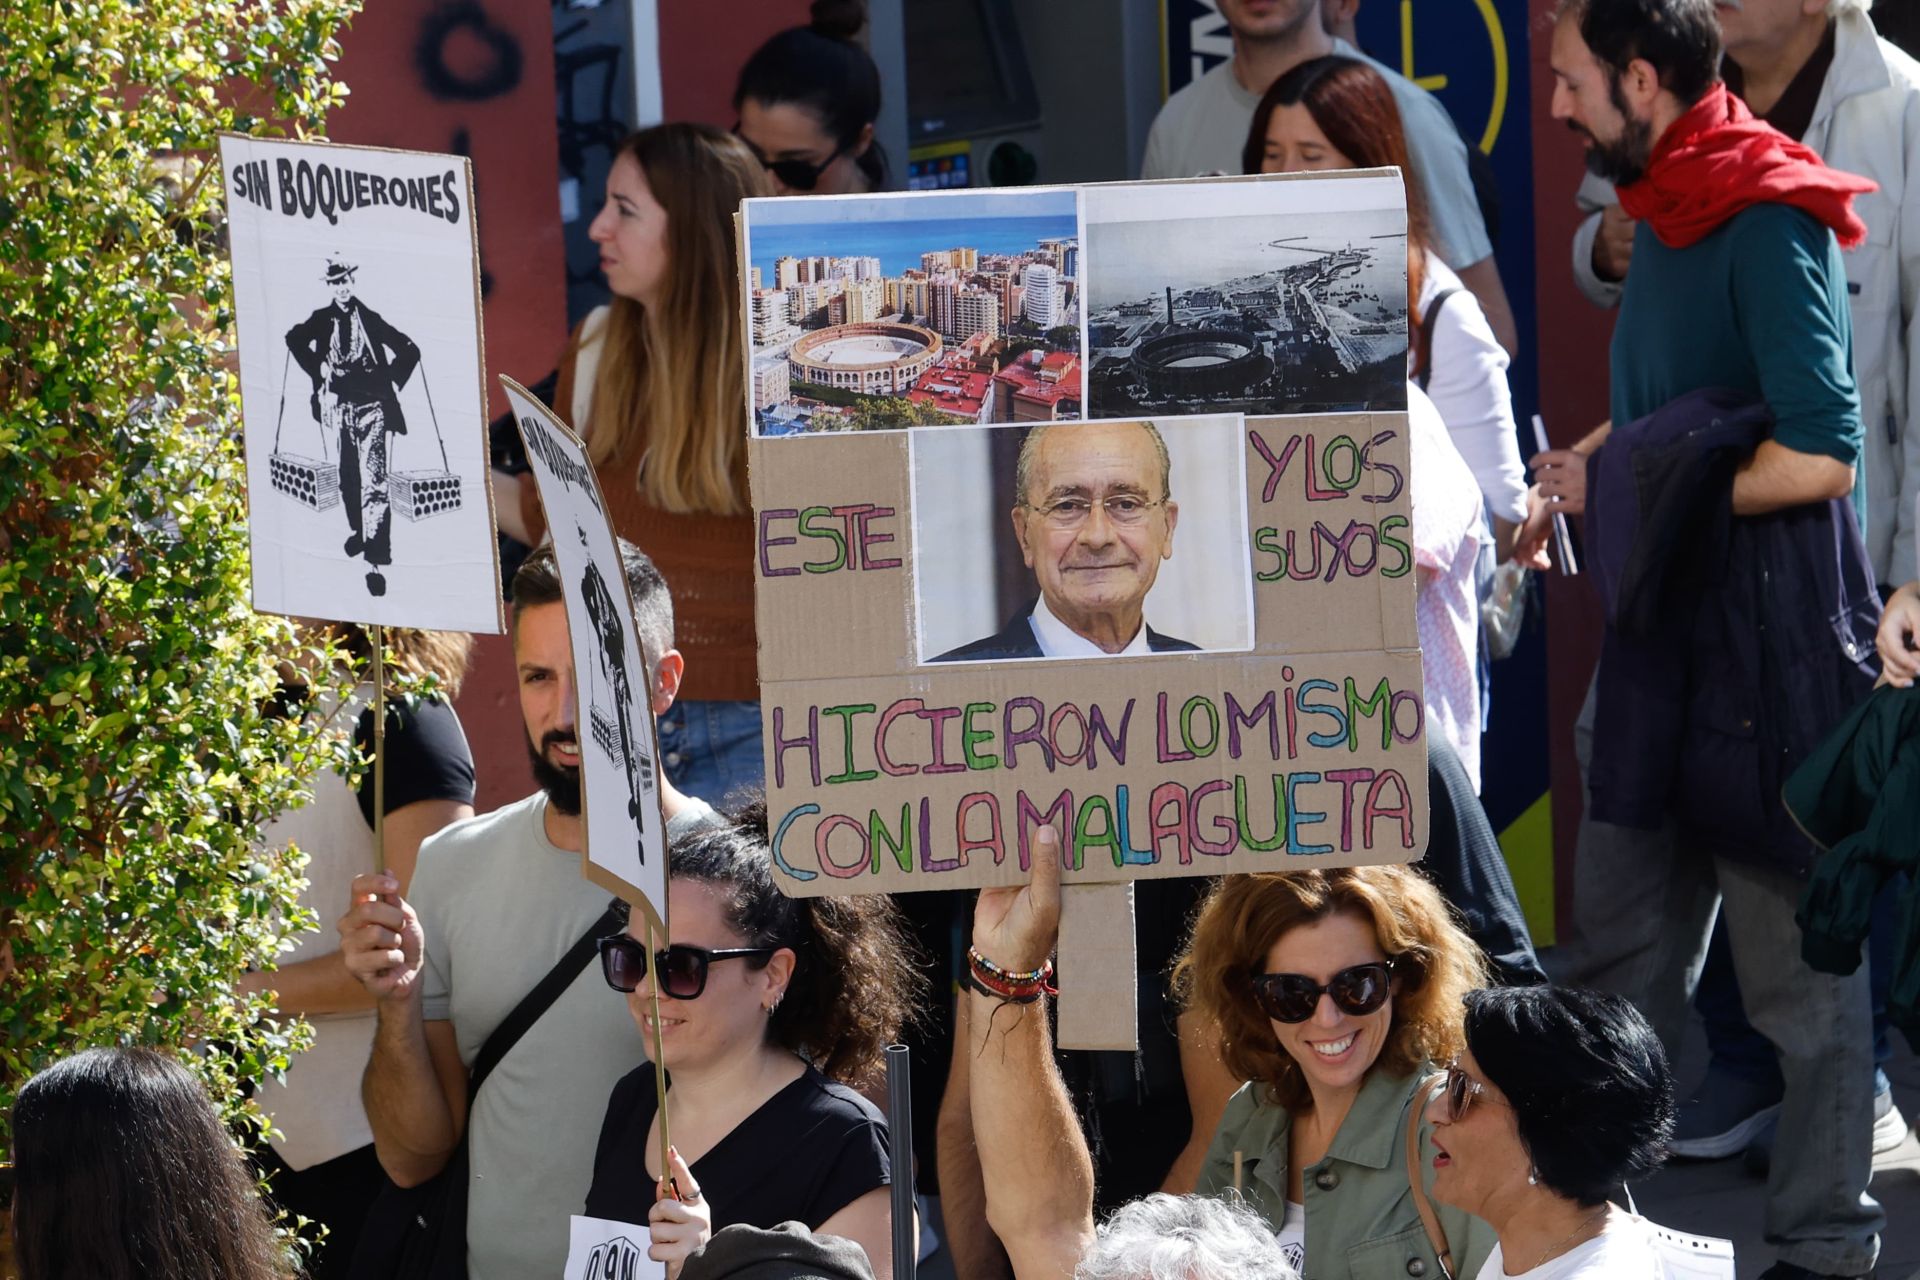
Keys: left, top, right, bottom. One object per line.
{"left": 966, "top": 946, "right": 1057, "bottom": 1002}
{"left": 968, "top": 945, "right": 1053, "bottom": 986}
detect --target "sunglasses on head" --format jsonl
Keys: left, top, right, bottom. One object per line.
{"left": 1440, "top": 1060, "right": 1511, "bottom": 1120}
{"left": 1249, "top": 960, "right": 1395, "bottom": 1024}
{"left": 732, "top": 126, "right": 847, "bottom": 192}
{"left": 597, "top": 936, "right": 777, "bottom": 1000}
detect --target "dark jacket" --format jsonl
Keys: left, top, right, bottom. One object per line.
{"left": 1786, "top": 684, "right": 1920, "bottom": 1046}
{"left": 1587, "top": 387, "right": 1879, "bottom": 877}
{"left": 285, "top": 297, "right": 420, "bottom": 434}
{"left": 931, "top": 599, "right": 1199, "bottom": 663}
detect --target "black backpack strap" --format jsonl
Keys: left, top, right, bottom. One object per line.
{"left": 466, "top": 899, "right": 624, "bottom": 1102}
{"left": 1414, "top": 286, "right": 1460, "bottom": 391}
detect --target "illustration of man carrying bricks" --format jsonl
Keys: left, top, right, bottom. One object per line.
{"left": 285, "top": 256, "right": 421, "bottom": 597}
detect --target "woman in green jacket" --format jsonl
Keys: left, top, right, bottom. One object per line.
{"left": 1178, "top": 866, "right": 1497, "bottom": 1280}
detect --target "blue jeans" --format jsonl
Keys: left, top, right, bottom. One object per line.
{"left": 1550, "top": 680, "right": 1882, "bottom": 1275}
{"left": 658, "top": 700, "right": 763, "bottom": 812}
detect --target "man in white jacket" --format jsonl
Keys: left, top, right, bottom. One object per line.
{"left": 1554, "top": 0, "right": 1919, "bottom": 1172}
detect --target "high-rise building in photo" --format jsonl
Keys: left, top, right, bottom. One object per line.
{"left": 750, "top": 288, "right": 795, "bottom": 345}
{"left": 1023, "top": 263, "right": 1059, "bottom": 328}
{"left": 751, "top": 355, "right": 793, "bottom": 411}
{"left": 775, "top": 256, "right": 801, "bottom": 289}
{"left": 928, "top": 279, "right": 959, "bottom": 338}
{"left": 955, "top": 287, "right": 1001, "bottom": 341}
{"left": 921, "top": 247, "right": 979, "bottom": 274}
{"left": 829, "top": 277, "right": 885, "bottom": 325}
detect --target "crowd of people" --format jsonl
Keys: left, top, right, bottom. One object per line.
{"left": 13, "top": 0, "right": 1920, "bottom": 1277}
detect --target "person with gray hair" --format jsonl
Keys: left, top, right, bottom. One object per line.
{"left": 931, "top": 419, "right": 1198, "bottom": 662}
{"left": 1075, "top": 1194, "right": 1298, "bottom": 1280}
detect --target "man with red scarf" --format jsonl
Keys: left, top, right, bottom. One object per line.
{"left": 1556, "top": 0, "right": 1920, "bottom": 1180}
{"left": 1534, "top": 3, "right": 1881, "bottom": 1278}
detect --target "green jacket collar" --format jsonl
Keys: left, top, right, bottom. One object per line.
{"left": 1238, "top": 1067, "right": 1425, "bottom": 1198}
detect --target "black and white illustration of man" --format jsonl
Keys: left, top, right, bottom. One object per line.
{"left": 576, "top": 524, "right": 648, "bottom": 830}
{"left": 284, "top": 256, "right": 421, "bottom": 597}
{"left": 934, "top": 419, "right": 1200, "bottom": 661}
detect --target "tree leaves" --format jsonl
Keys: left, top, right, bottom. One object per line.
{"left": 0, "top": 0, "right": 360, "bottom": 1217}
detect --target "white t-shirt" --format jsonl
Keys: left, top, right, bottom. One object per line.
{"left": 1139, "top": 40, "right": 1494, "bottom": 270}
{"left": 1275, "top": 1199, "right": 1306, "bottom": 1273}
{"left": 1417, "top": 253, "right": 1527, "bottom": 524}
{"left": 1473, "top": 1217, "right": 1666, "bottom": 1280}
{"left": 414, "top": 791, "right": 719, "bottom": 1280}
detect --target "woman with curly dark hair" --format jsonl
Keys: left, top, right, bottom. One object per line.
{"left": 11, "top": 1047, "right": 290, "bottom": 1280}
{"left": 1175, "top": 866, "right": 1496, "bottom": 1279}
{"left": 584, "top": 808, "right": 925, "bottom": 1278}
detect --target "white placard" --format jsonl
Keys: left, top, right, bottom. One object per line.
{"left": 565, "top": 1214, "right": 666, "bottom": 1280}
{"left": 221, "top": 134, "right": 503, "bottom": 633}
{"left": 501, "top": 378, "right": 668, "bottom": 929}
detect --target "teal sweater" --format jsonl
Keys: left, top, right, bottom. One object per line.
{"left": 1611, "top": 202, "right": 1865, "bottom": 516}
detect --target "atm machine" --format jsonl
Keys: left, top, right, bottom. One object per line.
{"left": 868, "top": 0, "right": 1165, "bottom": 190}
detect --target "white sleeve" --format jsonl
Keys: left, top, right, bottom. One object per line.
{"left": 1892, "top": 90, "right": 1920, "bottom": 586}
{"left": 1396, "top": 92, "right": 1493, "bottom": 270}
{"left": 1423, "top": 291, "right": 1528, "bottom": 523}
{"left": 1141, "top": 106, "right": 1175, "bottom": 180}
{"left": 1572, "top": 172, "right": 1625, "bottom": 308}
{"left": 413, "top": 831, "right": 455, "bottom": 1023}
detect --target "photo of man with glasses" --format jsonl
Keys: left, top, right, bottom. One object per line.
{"left": 933, "top": 419, "right": 1199, "bottom": 662}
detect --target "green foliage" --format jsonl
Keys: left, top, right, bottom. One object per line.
{"left": 847, "top": 396, "right": 969, "bottom": 431}
{"left": 0, "top": 0, "right": 360, "bottom": 1167}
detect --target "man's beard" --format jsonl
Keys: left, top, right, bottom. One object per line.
{"left": 1574, "top": 75, "right": 1656, "bottom": 186}
{"left": 526, "top": 731, "right": 582, "bottom": 815}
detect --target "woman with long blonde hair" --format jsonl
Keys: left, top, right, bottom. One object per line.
{"left": 495, "top": 123, "right": 768, "bottom": 803}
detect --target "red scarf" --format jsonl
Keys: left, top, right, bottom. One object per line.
{"left": 1617, "top": 83, "right": 1875, "bottom": 250}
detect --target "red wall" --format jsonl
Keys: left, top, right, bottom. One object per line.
{"left": 657, "top": 0, "right": 814, "bottom": 125}
{"left": 1525, "top": 0, "right": 1615, "bottom": 918}
{"left": 330, "top": 1, "right": 570, "bottom": 811}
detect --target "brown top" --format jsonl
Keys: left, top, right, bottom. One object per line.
{"left": 520, "top": 320, "right": 759, "bottom": 703}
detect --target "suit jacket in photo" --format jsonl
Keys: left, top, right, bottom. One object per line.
{"left": 285, "top": 298, "right": 421, "bottom": 435}
{"left": 931, "top": 599, "right": 1200, "bottom": 663}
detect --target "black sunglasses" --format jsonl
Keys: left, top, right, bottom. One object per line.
{"left": 597, "top": 936, "right": 777, "bottom": 1000}
{"left": 732, "top": 126, "right": 847, "bottom": 192}
{"left": 1249, "top": 961, "right": 1395, "bottom": 1024}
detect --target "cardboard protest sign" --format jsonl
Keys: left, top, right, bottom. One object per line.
{"left": 740, "top": 171, "right": 1427, "bottom": 897}
{"left": 564, "top": 1216, "right": 666, "bottom": 1280}
{"left": 501, "top": 378, "right": 668, "bottom": 930}
{"left": 221, "top": 135, "right": 502, "bottom": 633}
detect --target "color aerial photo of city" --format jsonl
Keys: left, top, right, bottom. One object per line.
{"left": 1084, "top": 179, "right": 1409, "bottom": 419}
{"left": 741, "top": 188, "right": 1084, "bottom": 435}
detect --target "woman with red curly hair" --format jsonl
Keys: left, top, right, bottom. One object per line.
{"left": 1176, "top": 866, "right": 1497, "bottom": 1279}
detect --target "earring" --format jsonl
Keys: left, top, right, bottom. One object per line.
{"left": 1527, "top": 1167, "right": 1539, "bottom": 1186}
{"left": 764, "top": 995, "right": 782, "bottom": 1017}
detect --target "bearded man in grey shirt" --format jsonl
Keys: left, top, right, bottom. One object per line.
{"left": 338, "top": 540, "right": 721, "bottom": 1280}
